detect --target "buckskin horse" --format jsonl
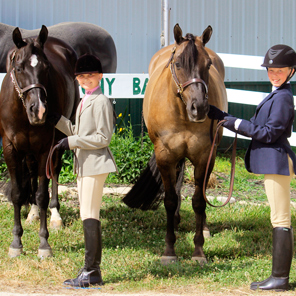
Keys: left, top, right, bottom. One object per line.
{"left": 123, "top": 24, "right": 227, "bottom": 265}
{"left": 0, "top": 25, "right": 80, "bottom": 257}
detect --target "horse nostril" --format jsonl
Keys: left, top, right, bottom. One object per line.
{"left": 191, "top": 102, "right": 198, "bottom": 115}
{"left": 30, "top": 103, "right": 36, "bottom": 113}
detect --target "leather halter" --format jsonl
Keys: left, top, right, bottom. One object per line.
{"left": 10, "top": 50, "right": 47, "bottom": 107}
{"left": 166, "top": 46, "right": 208, "bottom": 102}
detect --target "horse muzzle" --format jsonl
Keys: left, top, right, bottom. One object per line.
{"left": 27, "top": 99, "right": 48, "bottom": 125}
{"left": 186, "top": 100, "right": 207, "bottom": 123}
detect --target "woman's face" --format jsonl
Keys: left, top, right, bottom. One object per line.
{"left": 267, "top": 67, "right": 292, "bottom": 87}
{"left": 76, "top": 72, "right": 103, "bottom": 90}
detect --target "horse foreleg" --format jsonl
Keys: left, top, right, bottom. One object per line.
{"left": 9, "top": 202, "right": 23, "bottom": 257}
{"left": 36, "top": 158, "right": 52, "bottom": 258}
{"left": 191, "top": 181, "right": 207, "bottom": 266}
{"left": 158, "top": 164, "right": 179, "bottom": 265}
{"left": 2, "top": 143, "right": 25, "bottom": 257}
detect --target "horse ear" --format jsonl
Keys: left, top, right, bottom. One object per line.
{"left": 174, "top": 23, "right": 184, "bottom": 44}
{"left": 36, "top": 25, "right": 48, "bottom": 48}
{"left": 12, "top": 27, "right": 27, "bottom": 49}
{"left": 201, "top": 26, "right": 213, "bottom": 46}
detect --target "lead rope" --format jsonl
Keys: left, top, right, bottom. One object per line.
{"left": 46, "top": 129, "right": 78, "bottom": 185}
{"left": 203, "top": 119, "right": 237, "bottom": 207}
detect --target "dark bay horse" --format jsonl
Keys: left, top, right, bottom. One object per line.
{"left": 0, "top": 25, "right": 80, "bottom": 257}
{"left": 0, "top": 22, "right": 117, "bottom": 226}
{"left": 0, "top": 22, "right": 117, "bottom": 73}
{"left": 123, "top": 24, "right": 227, "bottom": 265}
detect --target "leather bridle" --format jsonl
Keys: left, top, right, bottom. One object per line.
{"left": 10, "top": 50, "right": 47, "bottom": 107}
{"left": 166, "top": 46, "right": 208, "bottom": 103}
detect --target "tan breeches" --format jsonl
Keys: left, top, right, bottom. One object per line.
{"left": 264, "top": 156, "right": 294, "bottom": 228}
{"left": 77, "top": 173, "right": 108, "bottom": 221}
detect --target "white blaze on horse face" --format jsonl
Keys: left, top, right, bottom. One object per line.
{"left": 30, "top": 55, "right": 38, "bottom": 67}
{"left": 38, "top": 98, "right": 46, "bottom": 120}
{"left": 29, "top": 55, "right": 45, "bottom": 120}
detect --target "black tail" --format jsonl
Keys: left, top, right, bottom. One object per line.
{"left": 122, "top": 152, "right": 185, "bottom": 211}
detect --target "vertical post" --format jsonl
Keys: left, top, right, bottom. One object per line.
{"left": 163, "top": 0, "right": 170, "bottom": 47}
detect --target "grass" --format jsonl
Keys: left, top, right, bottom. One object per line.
{"left": 1, "top": 192, "right": 296, "bottom": 294}
{"left": 1, "top": 150, "right": 296, "bottom": 294}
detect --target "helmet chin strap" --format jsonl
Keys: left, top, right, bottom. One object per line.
{"left": 272, "top": 68, "right": 296, "bottom": 89}
{"left": 283, "top": 68, "right": 295, "bottom": 85}
{"left": 266, "top": 67, "right": 295, "bottom": 88}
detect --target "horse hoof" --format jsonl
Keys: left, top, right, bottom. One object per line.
{"left": 38, "top": 248, "right": 53, "bottom": 258}
{"left": 203, "top": 230, "right": 211, "bottom": 238}
{"left": 192, "top": 256, "right": 207, "bottom": 266}
{"left": 160, "top": 256, "right": 178, "bottom": 265}
{"left": 50, "top": 219, "right": 63, "bottom": 230}
{"left": 9, "top": 247, "right": 23, "bottom": 258}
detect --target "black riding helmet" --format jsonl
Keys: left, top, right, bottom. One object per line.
{"left": 74, "top": 54, "right": 103, "bottom": 75}
{"left": 261, "top": 44, "right": 296, "bottom": 83}
{"left": 262, "top": 44, "right": 296, "bottom": 68}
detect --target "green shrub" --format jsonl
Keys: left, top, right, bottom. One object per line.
{"left": 107, "top": 114, "right": 154, "bottom": 184}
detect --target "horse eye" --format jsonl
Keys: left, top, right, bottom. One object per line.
{"left": 207, "top": 62, "right": 212, "bottom": 69}
{"left": 175, "top": 62, "right": 181, "bottom": 69}
{"left": 16, "top": 66, "right": 22, "bottom": 73}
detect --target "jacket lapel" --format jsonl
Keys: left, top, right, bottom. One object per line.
{"left": 79, "top": 87, "right": 103, "bottom": 115}
{"left": 255, "top": 84, "right": 292, "bottom": 116}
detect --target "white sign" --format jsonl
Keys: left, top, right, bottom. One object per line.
{"left": 100, "top": 74, "right": 149, "bottom": 99}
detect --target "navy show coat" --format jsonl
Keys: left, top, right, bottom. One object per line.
{"left": 233, "top": 83, "right": 296, "bottom": 176}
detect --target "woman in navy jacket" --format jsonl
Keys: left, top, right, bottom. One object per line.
{"left": 208, "top": 44, "right": 296, "bottom": 292}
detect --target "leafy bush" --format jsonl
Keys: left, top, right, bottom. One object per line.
{"left": 107, "top": 114, "right": 154, "bottom": 184}
{"left": 58, "top": 150, "right": 75, "bottom": 184}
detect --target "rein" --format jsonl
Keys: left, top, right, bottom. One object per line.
{"left": 166, "top": 46, "right": 208, "bottom": 102}
{"left": 203, "top": 119, "right": 237, "bottom": 207}
{"left": 10, "top": 50, "right": 47, "bottom": 106}
{"left": 46, "top": 140, "right": 78, "bottom": 185}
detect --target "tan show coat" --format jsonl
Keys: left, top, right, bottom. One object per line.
{"left": 56, "top": 88, "right": 117, "bottom": 177}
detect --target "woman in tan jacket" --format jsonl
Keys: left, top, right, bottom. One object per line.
{"left": 53, "top": 54, "right": 117, "bottom": 287}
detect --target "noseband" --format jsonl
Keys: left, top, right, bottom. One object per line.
{"left": 10, "top": 50, "right": 47, "bottom": 107}
{"left": 166, "top": 46, "right": 208, "bottom": 103}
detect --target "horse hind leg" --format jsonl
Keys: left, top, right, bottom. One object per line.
{"left": 158, "top": 164, "right": 180, "bottom": 265}
{"left": 36, "top": 166, "right": 53, "bottom": 258}
{"left": 24, "top": 156, "right": 40, "bottom": 224}
{"left": 203, "top": 219, "right": 211, "bottom": 238}
{"left": 174, "top": 158, "right": 185, "bottom": 230}
{"left": 49, "top": 149, "right": 63, "bottom": 230}
{"left": 26, "top": 203, "right": 40, "bottom": 224}
{"left": 49, "top": 183, "right": 63, "bottom": 230}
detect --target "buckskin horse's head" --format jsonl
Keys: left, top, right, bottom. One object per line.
{"left": 169, "top": 24, "right": 212, "bottom": 123}
{"left": 8, "top": 25, "right": 49, "bottom": 125}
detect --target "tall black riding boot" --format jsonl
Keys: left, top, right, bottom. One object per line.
{"left": 250, "top": 227, "right": 293, "bottom": 291}
{"left": 64, "top": 219, "right": 104, "bottom": 287}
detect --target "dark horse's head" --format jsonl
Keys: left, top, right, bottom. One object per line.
{"left": 170, "top": 24, "right": 212, "bottom": 123}
{"left": 7, "top": 25, "right": 49, "bottom": 125}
